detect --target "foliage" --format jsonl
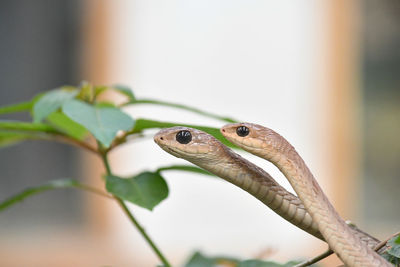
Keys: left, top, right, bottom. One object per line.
{"left": 184, "top": 251, "right": 300, "bottom": 267}
{"left": 0, "top": 82, "right": 242, "bottom": 266}
{"left": 1, "top": 82, "right": 395, "bottom": 266}
{"left": 381, "top": 235, "right": 400, "bottom": 266}
{"left": 0, "top": 82, "right": 229, "bottom": 205}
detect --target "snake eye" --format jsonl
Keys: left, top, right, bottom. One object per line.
{"left": 176, "top": 130, "right": 192, "bottom": 144}
{"left": 236, "top": 126, "right": 249, "bottom": 137}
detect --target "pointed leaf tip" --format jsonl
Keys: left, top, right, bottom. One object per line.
{"left": 112, "top": 85, "right": 135, "bottom": 100}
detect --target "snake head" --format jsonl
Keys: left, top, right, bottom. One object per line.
{"left": 154, "top": 127, "right": 228, "bottom": 165}
{"left": 221, "top": 122, "right": 285, "bottom": 160}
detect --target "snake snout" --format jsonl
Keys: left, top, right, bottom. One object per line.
{"left": 153, "top": 132, "right": 165, "bottom": 145}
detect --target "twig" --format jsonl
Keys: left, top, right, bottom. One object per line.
{"left": 51, "top": 134, "right": 98, "bottom": 154}
{"left": 373, "top": 231, "right": 400, "bottom": 252}
{"left": 19, "top": 132, "right": 98, "bottom": 154}
{"left": 76, "top": 184, "right": 113, "bottom": 199}
{"left": 1, "top": 129, "right": 99, "bottom": 154}
{"left": 106, "top": 133, "right": 129, "bottom": 152}
{"left": 294, "top": 249, "right": 333, "bottom": 267}
{"left": 107, "top": 132, "right": 152, "bottom": 153}
{"left": 99, "top": 146, "right": 171, "bottom": 267}
{"left": 294, "top": 231, "right": 400, "bottom": 267}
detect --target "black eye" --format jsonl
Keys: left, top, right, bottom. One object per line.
{"left": 236, "top": 126, "right": 249, "bottom": 137}
{"left": 176, "top": 130, "right": 192, "bottom": 144}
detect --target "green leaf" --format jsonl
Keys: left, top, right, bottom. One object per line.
{"left": 185, "top": 252, "right": 216, "bottom": 267}
{"left": 93, "top": 85, "right": 135, "bottom": 101}
{"left": 126, "top": 98, "right": 236, "bottom": 123}
{"left": 0, "top": 179, "right": 83, "bottom": 211}
{"left": 382, "top": 252, "right": 400, "bottom": 265}
{"left": 46, "top": 112, "right": 88, "bottom": 140}
{"left": 62, "top": 99, "right": 134, "bottom": 147}
{"left": 0, "top": 120, "right": 59, "bottom": 133}
{"left": 0, "top": 101, "right": 33, "bottom": 115}
{"left": 387, "top": 235, "right": 400, "bottom": 258}
{"left": 33, "top": 87, "right": 78, "bottom": 123}
{"left": 106, "top": 172, "right": 169, "bottom": 210}
{"left": 112, "top": 85, "right": 135, "bottom": 100}
{"left": 156, "top": 165, "right": 213, "bottom": 177}
{"left": 132, "top": 118, "right": 237, "bottom": 148}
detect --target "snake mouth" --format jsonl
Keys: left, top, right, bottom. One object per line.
{"left": 158, "top": 143, "right": 204, "bottom": 160}
{"left": 157, "top": 144, "right": 182, "bottom": 158}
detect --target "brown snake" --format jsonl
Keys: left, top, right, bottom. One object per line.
{"left": 154, "top": 126, "right": 385, "bottom": 265}
{"left": 221, "top": 123, "right": 391, "bottom": 266}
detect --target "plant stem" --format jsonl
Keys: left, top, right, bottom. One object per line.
{"left": 14, "top": 132, "right": 99, "bottom": 154}
{"left": 51, "top": 134, "right": 98, "bottom": 154}
{"left": 123, "top": 98, "right": 238, "bottom": 123}
{"left": 294, "top": 248, "right": 333, "bottom": 267}
{"left": 76, "top": 184, "right": 113, "bottom": 199}
{"left": 99, "top": 147, "right": 171, "bottom": 267}
{"left": 374, "top": 231, "right": 400, "bottom": 252}
{"left": 101, "top": 152, "right": 112, "bottom": 174}
{"left": 294, "top": 231, "right": 400, "bottom": 267}
{"left": 115, "top": 198, "right": 171, "bottom": 266}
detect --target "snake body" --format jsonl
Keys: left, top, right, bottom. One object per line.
{"left": 154, "top": 127, "right": 381, "bottom": 254}
{"left": 221, "top": 123, "right": 390, "bottom": 267}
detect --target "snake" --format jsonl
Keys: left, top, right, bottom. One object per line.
{"left": 153, "top": 126, "right": 383, "bottom": 261}
{"left": 220, "top": 123, "right": 391, "bottom": 266}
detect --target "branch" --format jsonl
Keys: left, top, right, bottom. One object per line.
{"left": 99, "top": 146, "right": 171, "bottom": 267}
{"left": 50, "top": 134, "right": 98, "bottom": 154}
{"left": 294, "top": 231, "right": 400, "bottom": 267}
{"left": 294, "top": 249, "right": 333, "bottom": 267}
{"left": 374, "top": 231, "right": 400, "bottom": 252}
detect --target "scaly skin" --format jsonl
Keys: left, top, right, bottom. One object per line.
{"left": 221, "top": 122, "right": 391, "bottom": 267}
{"left": 154, "top": 126, "right": 381, "bottom": 253}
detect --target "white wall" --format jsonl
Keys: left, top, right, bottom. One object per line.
{"left": 105, "top": 1, "right": 329, "bottom": 265}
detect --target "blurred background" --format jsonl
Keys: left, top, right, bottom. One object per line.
{"left": 0, "top": 0, "right": 399, "bottom": 266}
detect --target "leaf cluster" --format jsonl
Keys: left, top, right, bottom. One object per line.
{"left": 0, "top": 82, "right": 235, "bottom": 211}
{"left": 0, "top": 82, "right": 254, "bottom": 266}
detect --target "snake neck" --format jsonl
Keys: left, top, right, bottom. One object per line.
{"left": 267, "top": 139, "right": 390, "bottom": 267}
{"left": 190, "top": 149, "right": 324, "bottom": 240}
